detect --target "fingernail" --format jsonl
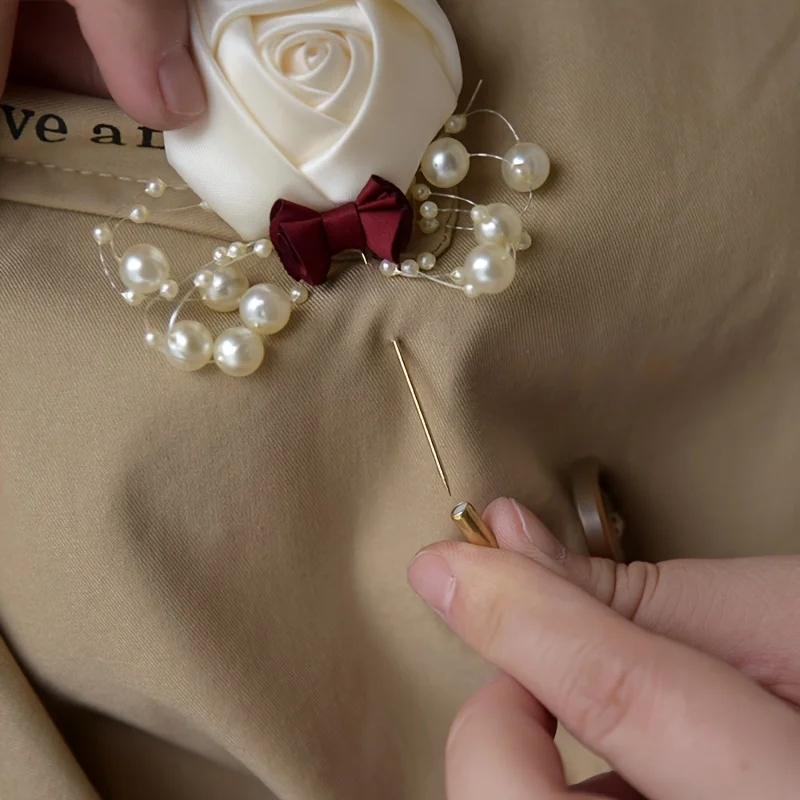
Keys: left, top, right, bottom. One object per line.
{"left": 511, "top": 499, "right": 565, "bottom": 562}
{"left": 408, "top": 553, "right": 455, "bottom": 615}
{"left": 158, "top": 45, "right": 206, "bottom": 117}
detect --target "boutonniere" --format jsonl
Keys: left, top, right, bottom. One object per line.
{"left": 91, "top": 0, "right": 551, "bottom": 377}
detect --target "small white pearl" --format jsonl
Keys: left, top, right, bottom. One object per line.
{"left": 119, "top": 243, "right": 170, "bottom": 294}
{"left": 401, "top": 259, "right": 420, "bottom": 277}
{"left": 379, "top": 259, "right": 397, "bottom": 277}
{"left": 92, "top": 224, "right": 112, "bottom": 245}
{"left": 411, "top": 183, "right": 431, "bottom": 202}
{"left": 239, "top": 283, "right": 293, "bottom": 335}
{"left": 194, "top": 270, "right": 213, "bottom": 288}
{"left": 419, "top": 218, "right": 440, "bottom": 235}
{"left": 473, "top": 203, "right": 524, "bottom": 248}
{"left": 420, "top": 137, "right": 470, "bottom": 188}
{"left": 144, "top": 331, "right": 163, "bottom": 349}
{"left": 470, "top": 205, "right": 490, "bottom": 224}
{"left": 290, "top": 284, "right": 309, "bottom": 305}
{"left": 227, "top": 242, "right": 247, "bottom": 260}
{"left": 444, "top": 114, "right": 467, "bottom": 134}
{"left": 501, "top": 142, "right": 551, "bottom": 193}
{"left": 418, "top": 252, "right": 436, "bottom": 271}
{"left": 517, "top": 232, "right": 532, "bottom": 252}
{"left": 121, "top": 290, "right": 145, "bottom": 306}
{"left": 253, "top": 239, "right": 274, "bottom": 259}
{"left": 450, "top": 269, "right": 465, "bottom": 285}
{"left": 145, "top": 179, "right": 166, "bottom": 198}
{"left": 213, "top": 246, "right": 228, "bottom": 263}
{"left": 164, "top": 321, "right": 214, "bottom": 372}
{"left": 420, "top": 201, "right": 439, "bottom": 220}
{"left": 462, "top": 244, "right": 517, "bottom": 296}
{"left": 214, "top": 327, "right": 265, "bottom": 377}
{"left": 160, "top": 280, "right": 179, "bottom": 300}
{"left": 199, "top": 201, "right": 211, "bottom": 211}
{"left": 129, "top": 205, "right": 150, "bottom": 224}
{"left": 201, "top": 262, "right": 249, "bottom": 313}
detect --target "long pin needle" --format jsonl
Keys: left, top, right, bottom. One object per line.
{"left": 392, "top": 339, "right": 451, "bottom": 497}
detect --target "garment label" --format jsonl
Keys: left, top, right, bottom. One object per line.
{"left": 0, "top": 102, "right": 164, "bottom": 149}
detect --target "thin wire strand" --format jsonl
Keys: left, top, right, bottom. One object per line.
{"left": 466, "top": 108, "right": 520, "bottom": 142}
{"left": 392, "top": 340, "right": 451, "bottom": 496}
{"left": 462, "top": 79, "right": 484, "bottom": 115}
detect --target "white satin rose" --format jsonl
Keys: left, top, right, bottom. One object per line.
{"left": 165, "top": 0, "right": 462, "bottom": 241}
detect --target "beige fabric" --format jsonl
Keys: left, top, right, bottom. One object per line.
{"left": 1, "top": 0, "right": 800, "bottom": 797}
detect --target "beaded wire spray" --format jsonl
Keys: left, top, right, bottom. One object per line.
{"left": 91, "top": 82, "right": 550, "bottom": 377}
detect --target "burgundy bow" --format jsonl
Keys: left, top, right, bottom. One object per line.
{"left": 269, "top": 175, "right": 413, "bottom": 286}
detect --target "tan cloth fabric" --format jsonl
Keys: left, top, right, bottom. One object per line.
{"left": 1, "top": 0, "right": 799, "bottom": 797}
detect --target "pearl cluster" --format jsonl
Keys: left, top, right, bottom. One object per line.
{"left": 381, "top": 92, "right": 550, "bottom": 298}
{"left": 92, "top": 181, "right": 309, "bottom": 378}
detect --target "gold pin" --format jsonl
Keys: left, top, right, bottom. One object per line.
{"left": 451, "top": 502, "right": 499, "bottom": 548}
{"left": 392, "top": 339, "right": 451, "bottom": 496}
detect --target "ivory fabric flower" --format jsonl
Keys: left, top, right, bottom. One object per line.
{"left": 165, "top": 0, "right": 463, "bottom": 241}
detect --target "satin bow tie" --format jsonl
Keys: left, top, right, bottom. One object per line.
{"left": 269, "top": 175, "right": 413, "bottom": 286}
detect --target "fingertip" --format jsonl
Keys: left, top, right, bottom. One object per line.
{"left": 157, "top": 44, "right": 206, "bottom": 124}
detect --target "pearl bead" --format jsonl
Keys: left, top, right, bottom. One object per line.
{"left": 411, "top": 183, "right": 431, "bottom": 202}
{"left": 200, "top": 262, "right": 249, "bottom": 313}
{"left": 213, "top": 327, "right": 265, "bottom": 377}
{"left": 199, "top": 201, "right": 211, "bottom": 211}
{"left": 239, "top": 283, "right": 292, "bottom": 335}
{"left": 213, "top": 247, "right": 229, "bottom": 263}
{"left": 119, "top": 244, "right": 171, "bottom": 294}
{"left": 164, "top": 321, "right": 214, "bottom": 372}
{"left": 379, "top": 259, "right": 397, "bottom": 277}
{"left": 194, "top": 270, "right": 213, "bottom": 288}
{"left": 462, "top": 245, "right": 517, "bottom": 296}
{"left": 418, "top": 252, "right": 436, "bottom": 271}
{"left": 145, "top": 178, "right": 166, "bottom": 198}
{"left": 473, "top": 203, "right": 524, "bottom": 248}
{"left": 450, "top": 269, "right": 465, "bottom": 285}
{"left": 290, "top": 284, "right": 309, "bottom": 305}
{"left": 501, "top": 142, "right": 551, "bottom": 193}
{"left": 121, "top": 290, "right": 145, "bottom": 306}
{"left": 401, "top": 259, "right": 420, "bottom": 277}
{"left": 444, "top": 114, "right": 467, "bottom": 134}
{"left": 227, "top": 242, "right": 246, "bottom": 260}
{"left": 420, "top": 137, "right": 470, "bottom": 188}
{"left": 420, "top": 201, "right": 439, "bottom": 220}
{"left": 254, "top": 239, "right": 274, "bottom": 259}
{"left": 92, "top": 224, "right": 112, "bottom": 245}
{"left": 129, "top": 205, "right": 150, "bottom": 224}
{"left": 470, "top": 205, "right": 490, "bottom": 224}
{"left": 419, "top": 218, "right": 440, "bottom": 235}
{"left": 517, "top": 231, "right": 532, "bottom": 252}
{"left": 144, "top": 331, "right": 163, "bottom": 349}
{"left": 160, "top": 280, "right": 179, "bottom": 300}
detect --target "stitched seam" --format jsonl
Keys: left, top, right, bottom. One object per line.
{"left": 0, "top": 157, "right": 190, "bottom": 190}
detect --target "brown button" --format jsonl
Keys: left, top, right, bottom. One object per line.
{"left": 569, "top": 458, "right": 625, "bottom": 562}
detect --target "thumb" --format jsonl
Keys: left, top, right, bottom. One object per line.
{"left": 68, "top": 0, "right": 205, "bottom": 130}
{"left": 483, "top": 497, "right": 800, "bottom": 704}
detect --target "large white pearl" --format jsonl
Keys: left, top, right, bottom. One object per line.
{"left": 462, "top": 245, "right": 517, "bottom": 297}
{"left": 501, "top": 142, "right": 551, "bottom": 193}
{"left": 473, "top": 203, "right": 524, "bottom": 248}
{"left": 200, "top": 262, "right": 249, "bottom": 313}
{"left": 119, "top": 244, "right": 171, "bottom": 294}
{"left": 213, "top": 327, "right": 265, "bottom": 377}
{"left": 420, "top": 137, "right": 470, "bottom": 188}
{"left": 239, "top": 283, "right": 292, "bottom": 335}
{"left": 164, "top": 321, "right": 214, "bottom": 372}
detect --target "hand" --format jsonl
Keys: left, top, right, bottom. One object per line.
{"left": 0, "top": 0, "right": 205, "bottom": 129}
{"left": 408, "top": 497, "right": 800, "bottom": 799}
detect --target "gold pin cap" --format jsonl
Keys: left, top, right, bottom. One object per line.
{"left": 451, "top": 502, "right": 499, "bottom": 548}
